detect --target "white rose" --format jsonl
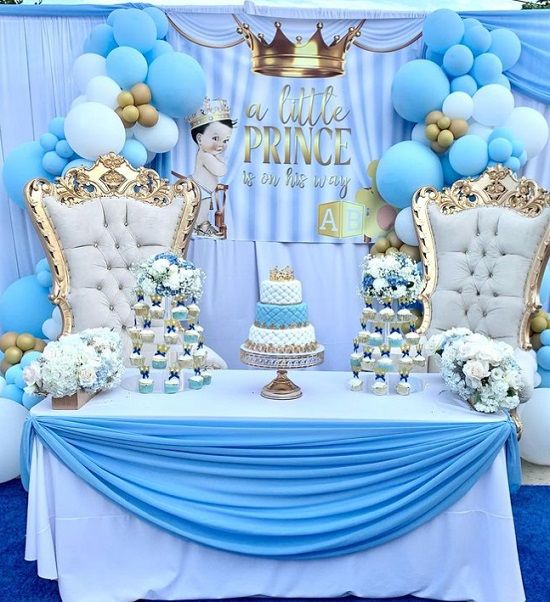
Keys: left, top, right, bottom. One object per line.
{"left": 373, "top": 277, "right": 385, "bottom": 291}
{"left": 463, "top": 359, "right": 490, "bottom": 383}
{"left": 152, "top": 258, "right": 170, "bottom": 274}
{"left": 23, "top": 363, "right": 41, "bottom": 387}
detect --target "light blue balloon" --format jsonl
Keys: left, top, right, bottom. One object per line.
{"left": 391, "top": 60, "right": 450, "bottom": 123}
{"left": 147, "top": 52, "right": 206, "bottom": 119}
{"left": 450, "top": 74, "right": 477, "bottom": 96}
{"left": 511, "top": 139, "right": 524, "bottom": 157}
{"left": 62, "top": 158, "right": 94, "bottom": 176}
{"left": 462, "top": 26, "right": 491, "bottom": 56}
{"left": 144, "top": 7, "right": 169, "bottom": 39}
{"left": 540, "top": 329, "right": 550, "bottom": 347}
{"left": 504, "top": 156, "right": 521, "bottom": 172}
{"left": 48, "top": 117, "right": 65, "bottom": 139}
{"left": 121, "top": 139, "right": 147, "bottom": 168}
{"left": 518, "top": 150, "right": 528, "bottom": 166}
{"left": 0, "top": 375, "right": 5, "bottom": 395}
{"left": 1, "top": 141, "right": 52, "bottom": 208}
{"left": 112, "top": 8, "right": 157, "bottom": 54}
{"left": 22, "top": 392, "right": 43, "bottom": 410}
{"left": 0, "top": 350, "right": 3, "bottom": 362}
{"left": 106, "top": 46, "right": 148, "bottom": 89}
{"left": 537, "top": 368, "right": 550, "bottom": 388}
{"left": 39, "top": 132, "right": 58, "bottom": 152}
{"left": 55, "top": 140, "right": 73, "bottom": 159}
{"left": 487, "top": 160, "right": 498, "bottom": 167}
{"left": 85, "top": 24, "right": 117, "bottom": 57}
{"left": 425, "top": 48, "right": 443, "bottom": 66}
{"left": 5, "top": 365, "right": 21, "bottom": 385}
{"left": 35, "top": 258, "right": 49, "bottom": 274}
{"left": 449, "top": 135, "right": 488, "bottom": 176}
{"left": 2, "top": 384, "right": 23, "bottom": 404}
{"left": 493, "top": 74, "right": 511, "bottom": 90}
{"left": 443, "top": 45, "right": 473, "bottom": 77}
{"left": 377, "top": 141, "right": 444, "bottom": 209}
{"left": 36, "top": 270, "right": 52, "bottom": 288}
{"left": 14, "top": 368, "right": 26, "bottom": 390}
{"left": 471, "top": 53, "right": 503, "bottom": 86}
{"left": 21, "top": 350, "right": 42, "bottom": 369}
{"left": 463, "top": 18, "right": 482, "bottom": 31}
{"left": 488, "top": 127, "right": 515, "bottom": 143}
{"left": 422, "top": 9, "right": 464, "bottom": 54}
{"left": 537, "top": 346, "right": 550, "bottom": 371}
{"left": 42, "top": 151, "right": 68, "bottom": 176}
{"left": 0, "top": 275, "right": 54, "bottom": 337}
{"left": 144, "top": 40, "right": 174, "bottom": 64}
{"left": 488, "top": 138, "right": 512, "bottom": 163}
{"left": 440, "top": 152, "right": 461, "bottom": 186}
{"left": 489, "top": 28, "right": 522, "bottom": 71}
{"left": 107, "top": 8, "right": 125, "bottom": 26}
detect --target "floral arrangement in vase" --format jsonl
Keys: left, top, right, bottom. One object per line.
{"left": 23, "top": 328, "right": 124, "bottom": 402}
{"left": 361, "top": 251, "right": 422, "bottom": 303}
{"left": 426, "top": 328, "right": 522, "bottom": 413}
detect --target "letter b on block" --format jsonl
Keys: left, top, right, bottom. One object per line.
{"left": 317, "top": 201, "right": 364, "bottom": 238}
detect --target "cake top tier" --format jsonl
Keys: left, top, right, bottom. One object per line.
{"left": 261, "top": 266, "right": 302, "bottom": 305}
{"left": 269, "top": 266, "right": 294, "bottom": 281}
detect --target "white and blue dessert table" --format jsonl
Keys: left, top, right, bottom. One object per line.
{"left": 23, "top": 371, "right": 524, "bottom": 602}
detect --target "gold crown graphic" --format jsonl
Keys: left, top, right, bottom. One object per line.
{"left": 270, "top": 266, "right": 295, "bottom": 281}
{"left": 187, "top": 98, "right": 232, "bottom": 130}
{"left": 235, "top": 19, "right": 364, "bottom": 78}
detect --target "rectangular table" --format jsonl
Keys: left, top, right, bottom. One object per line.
{"left": 25, "top": 370, "right": 524, "bottom": 602}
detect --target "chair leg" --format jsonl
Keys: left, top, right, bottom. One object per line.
{"left": 510, "top": 408, "right": 523, "bottom": 440}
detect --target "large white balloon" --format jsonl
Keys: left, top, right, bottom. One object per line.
{"left": 442, "top": 91, "right": 474, "bottom": 121}
{"left": 72, "top": 53, "right": 107, "bottom": 94}
{"left": 411, "top": 122, "right": 430, "bottom": 147}
{"left": 519, "top": 390, "right": 550, "bottom": 465}
{"left": 467, "top": 120, "right": 492, "bottom": 141}
{"left": 85, "top": 75, "right": 121, "bottom": 109}
{"left": 0, "top": 398, "right": 28, "bottom": 483}
{"left": 504, "top": 107, "right": 549, "bottom": 159}
{"left": 133, "top": 113, "right": 179, "bottom": 153}
{"left": 70, "top": 95, "right": 87, "bottom": 109}
{"left": 394, "top": 207, "right": 419, "bottom": 246}
{"left": 472, "top": 84, "right": 514, "bottom": 127}
{"left": 64, "top": 102, "right": 126, "bottom": 160}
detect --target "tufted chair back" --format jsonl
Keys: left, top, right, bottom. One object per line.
{"left": 413, "top": 167, "right": 550, "bottom": 353}
{"left": 24, "top": 154, "right": 217, "bottom": 364}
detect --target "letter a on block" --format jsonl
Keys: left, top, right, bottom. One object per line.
{"left": 318, "top": 203, "right": 340, "bottom": 237}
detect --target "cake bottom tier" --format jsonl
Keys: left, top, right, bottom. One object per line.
{"left": 246, "top": 324, "right": 317, "bottom": 354}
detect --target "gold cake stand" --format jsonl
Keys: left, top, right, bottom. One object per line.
{"left": 240, "top": 345, "right": 325, "bottom": 400}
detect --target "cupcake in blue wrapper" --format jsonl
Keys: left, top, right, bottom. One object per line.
{"left": 201, "top": 370, "right": 212, "bottom": 385}
{"left": 164, "top": 366, "right": 181, "bottom": 394}
{"left": 189, "top": 374, "right": 204, "bottom": 390}
{"left": 184, "top": 329, "right": 199, "bottom": 344}
{"left": 138, "top": 366, "right": 153, "bottom": 394}
{"left": 152, "top": 344, "right": 168, "bottom": 369}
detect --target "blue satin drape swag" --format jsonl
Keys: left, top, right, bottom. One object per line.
{"left": 21, "top": 414, "right": 520, "bottom": 560}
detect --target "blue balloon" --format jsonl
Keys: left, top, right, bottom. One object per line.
{"left": 85, "top": 24, "right": 117, "bottom": 57}
{"left": 22, "top": 392, "right": 43, "bottom": 410}
{"left": 14, "top": 368, "right": 26, "bottom": 390}
{"left": 1, "top": 141, "right": 52, "bottom": 208}
{"left": 443, "top": 45, "right": 473, "bottom": 77}
{"left": 377, "top": 141, "right": 444, "bottom": 209}
{"left": 36, "top": 270, "right": 52, "bottom": 288}
{"left": 106, "top": 46, "right": 148, "bottom": 89}
{"left": 425, "top": 48, "right": 443, "bottom": 66}
{"left": 511, "top": 139, "right": 524, "bottom": 157}
{"left": 462, "top": 26, "right": 491, "bottom": 56}
{"left": 62, "top": 158, "right": 94, "bottom": 176}
{"left": 35, "top": 258, "right": 49, "bottom": 274}
{"left": 440, "top": 152, "right": 461, "bottom": 186}
{"left": 422, "top": 9, "right": 464, "bottom": 54}
{"left": 504, "top": 156, "right": 521, "bottom": 172}
{"left": 0, "top": 375, "right": 5, "bottom": 395}
{"left": 147, "top": 52, "right": 206, "bottom": 119}
{"left": 493, "top": 74, "right": 511, "bottom": 90}
{"left": 518, "top": 150, "right": 528, "bottom": 166}
{"left": 5, "top": 365, "right": 21, "bottom": 385}
{"left": 112, "top": 8, "right": 157, "bottom": 54}
{"left": 0, "top": 275, "right": 54, "bottom": 337}
{"left": 144, "top": 40, "right": 174, "bottom": 64}
{"left": 391, "top": 60, "right": 450, "bottom": 123}
{"left": 541, "top": 329, "right": 550, "bottom": 347}
{"left": 48, "top": 117, "right": 65, "bottom": 139}
{"left": 488, "top": 127, "right": 515, "bottom": 143}
{"left": 488, "top": 138, "right": 513, "bottom": 163}
{"left": 55, "top": 140, "right": 73, "bottom": 159}
{"left": 21, "top": 350, "right": 42, "bottom": 369}
{"left": 450, "top": 74, "right": 477, "bottom": 96}
{"left": 537, "top": 346, "right": 550, "bottom": 371}
{"left": 107, "top": 8, "right": 125, "bottom": 26}
{"left": 42, "top": 151, "right": 68, "bottom": 176}
{"left": 471, "top": 53, "right": 503, "bottom": 86}
{"left": 39, "top": 132, "right": 58, "bottom": 152}
{"left": 121, "top": 139, "right": 147, "bottom": 168}
{"left": 2, "top": 384, "right": 23, "bottom": 404}
{"left": 463, "top": 18, "right": 483, "bottom": 31}
{"left": 537, "top": 368, "right": 550, "bottom": 388}
{"left": 449, "top": 135, "right": 488, "bottom": 176}
{"left": 489, "top": 29, "right": 522, "bottom": 71}
{"left": 144, "top": 7, "right": 169, "bottom": 39}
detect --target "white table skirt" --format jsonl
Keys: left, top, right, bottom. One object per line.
{"left": 26, "top": 371, "right": 525, "bottom": 602}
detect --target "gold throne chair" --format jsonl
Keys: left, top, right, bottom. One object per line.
{"left": 24, "top": 153, "right": 227, "bottom": 370}
{"left": 413, "top": 166, "right": 550, "bottom": 412}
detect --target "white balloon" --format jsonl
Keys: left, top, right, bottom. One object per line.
{"left": 85, "top": 75, "right": 121, "bottom": 110}
{"left": 519, "top": 390, "right": 550, "bottom": 465}
{"left": 411, "top": 122, "right": 430, "bottom": 147}
{"left": 72, "top": 53, "right": 106, "bottom": 94}
{"left": 0, "top": 399, "right": 28, "bottom": 483}
{"left": 472, "top": 84, "right": 514, "bottom": 127}
{"left": 467, "top": 120, "right": 492, "bottom": 141}
{"left": 42, "top": 318, "right": 60, "bottom": 341}
{"left": 52, "top": 305, "right": 62, "bottom": 324}
{"left": 71, "top": 95, "right": 87, "bottom": 109}
{"left": 133, "top": 113, "right": 179, "bottom": 153}
{"left": 64, "top": 102, "right": 126, "bottom": 161}
{"left": 504, "top": 107, "right": 549, "bottom": 159}
{"left": 442, "top": 92, "right": 474, "bottom": 121}
{"left": 394, "top": 207, "right": 419, "bottom": 246}
{"left": 126, "top": 126, "right": 135, "bottom": 140}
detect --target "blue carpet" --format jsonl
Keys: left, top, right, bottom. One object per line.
{"left": 1, "top": 478, "right": 549, "bottom": 602}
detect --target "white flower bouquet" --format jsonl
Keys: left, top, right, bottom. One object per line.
{"left": 132, "top": 252, "right": 204, "bottom": 299}
{"left": 426, "top": 329, "right": 522, "bottom": 413}
{"left": 361, "top": 252, "right": 422, "bottom": 303}
{"left": 23, "top": 328, "right": 124, "bottom": 398}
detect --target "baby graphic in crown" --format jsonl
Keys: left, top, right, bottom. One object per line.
{"left": 187, "top": 98, "right": 236, "bottom": 238}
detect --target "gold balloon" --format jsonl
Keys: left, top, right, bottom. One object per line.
{"left": 137, "top": 104, "right": 159, "bottom": 127}
{"left": 367, "top": 160, "right": 379, "bottom": 179}
{"left": 425, "top": 124, "right": 440, "bottom": 141}
{"left": 430, "top": 141, "right": 446, "bottom": 154}
{"left": 373, "top": 237, "right": 390, "bottom": 253}
{"left": 437, "top": 129, "right": 454, "bottom": 148}
{"left": 400, "top": 243, "right": 421, "bottom": 262}
{"left": 117, "top": 91, "right": 134, "bottom": 108}
{"left": 531, "top": 333, "right": 542, "bottom": 351}
{"left": 449, "top": 118, "right": 468, "bottom": 139}
{"left": 33, "top": 339, "right": 47, "bottom": 352}
{"left": 115, "top": 107, "right": 133, "bottom": 129}
{"left": 130, "top": 83, "right": 152, "bottom": 105}
{"left": 0, "top": 359, "right": 11, "bottom": 375}
{"left": 437, "top": 116, "right": 451, "bottom": 130}
{"left": 16, "top": 333, "right": 35, "bottom": 351}
{"left": 387, "top": 231, "right": 402, "bottom": 248}
{"left": 531, "top": 316, "right": 547, "bottom": 333}
{"left": 122, "top": 105, "right": 139, "bottom": 123}
{"left": 4, "top": 345, "right": 23, "bottom": 365}
{"left": 425, "top": 110, "right": 443, "bottom": 125}
{"left": 0, "top": 332, "right": 17, "bottom": 352}
{"left": 385, "top": 246, "right": 399, "bottom": 255}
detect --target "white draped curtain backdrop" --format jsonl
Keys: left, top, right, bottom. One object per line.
{"left": 1, "top": 6, "right": 549, "bottom": 369}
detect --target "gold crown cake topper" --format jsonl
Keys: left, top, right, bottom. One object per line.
{"left": 187, "top": 98, "right": 232, "bottom": 130}
{"left": 235, "top": 19, "right": 364, "bottom": 78}
{"left": 270, "top": 266, "right": 295, "bottom": 281}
